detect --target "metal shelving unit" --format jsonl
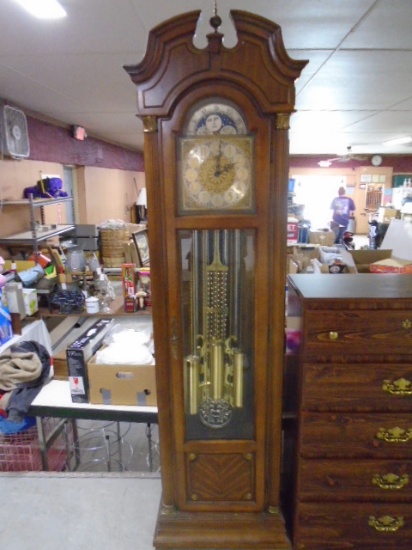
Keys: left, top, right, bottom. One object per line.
{"left": 0, "top": 195, "right": 75, "bottom": 254}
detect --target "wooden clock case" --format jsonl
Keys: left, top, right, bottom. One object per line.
{"left": 125, "top": 10, "right": 307, "bottom": 549}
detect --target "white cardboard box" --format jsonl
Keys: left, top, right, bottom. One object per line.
{"left": 341, "top": 219, "right": 412, "bottom": 273}
{"left": 22, "top": 288, "right": 38, "bottom": 316}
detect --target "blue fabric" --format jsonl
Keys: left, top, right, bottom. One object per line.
{"left": 0, "top": 415, "right": 36, "bottom": 434}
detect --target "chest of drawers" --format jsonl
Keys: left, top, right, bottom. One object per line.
{"left": 286, "top": 274, "right": 412, "bottom": 550}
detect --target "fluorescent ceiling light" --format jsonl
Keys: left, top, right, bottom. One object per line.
{"left": 383, "top": 136, "right": 412, "bottom": 146}
{"left": 318, "top": 160, "right": 332, "bottom": 168}
{"left": 15, "top": 0, "right": 67, "bottom": 19}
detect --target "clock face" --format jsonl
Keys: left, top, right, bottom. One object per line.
{"left": 186, "top": 103, "right": 247, "bottom": 135}
{"left": 371, "top": 155, "right": 383, "bottom": 166}
{"left": 178, "top": 135, "right": 254, "bottom": 213}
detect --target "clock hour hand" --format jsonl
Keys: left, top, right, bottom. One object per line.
{"left": 214, "top": 141, "right": 223, "bottom": 177}
{"left": 214, "top": 142, "right": 235, "bottom": 177}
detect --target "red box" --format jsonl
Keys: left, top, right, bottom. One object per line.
{"left": 370, "top": 260, "right": 412, "bottom": 273}
{"left": 287, "top": 222, "right": 298, "bottom": 244}
{"left": 121, "top": 263, "right": 136, "bottom": 300}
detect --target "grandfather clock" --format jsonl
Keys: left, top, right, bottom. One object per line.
{"left": 125, "top": 9, "right": 307, "bottom": 549}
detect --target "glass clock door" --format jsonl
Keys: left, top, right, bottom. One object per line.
{"left": 179, "top": 228, "right": 255, "bottom": 440}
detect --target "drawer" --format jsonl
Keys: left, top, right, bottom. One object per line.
{"left": 304, "top": 310, "right": 412, "bottom": 354}
{"left": 300, "top": 413, "right": 412, "bottom": 459}
{"left": 302, "top": 363, "right": 412, "bottom": 412}
{"left": 298, "top": 459, "right": 412, "bottom": 502}
{"left": 294, "top": 502, "right": 412, "bottom": 550}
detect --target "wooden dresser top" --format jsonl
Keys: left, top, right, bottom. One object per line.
{"left": 288, "top": 274, "right": 412, "bottom": 300}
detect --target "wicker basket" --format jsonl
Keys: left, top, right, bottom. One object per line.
{"left": 100, "top": 228, "right": 130, "bottom": 267}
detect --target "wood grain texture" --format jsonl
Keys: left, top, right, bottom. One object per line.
{"left": 186, "top": 452, "right": 254, "bottom": 502}
{"left": 125, "top": 9, "right": 306, "bottom": 549}
{"left": 287, "top": 275, "right": 412, "bottom": 549}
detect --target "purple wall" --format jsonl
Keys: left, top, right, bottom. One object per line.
{"left": 27, "top": 115, "right": 144, "bottom": 172}
{"left": 26, "top": 113, "right": 412, "bottom": 174}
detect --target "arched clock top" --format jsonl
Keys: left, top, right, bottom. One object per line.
{"left": 124, "top": 10, "right": 308, "bottom": 118}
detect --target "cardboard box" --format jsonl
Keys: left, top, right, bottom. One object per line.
{"left": 377, "top": 207, "right": 398, "bottom": 224}
{"left": 121, "top": 263, "right": 136, "bottom": 300}
{"left": 88, "top": 355, "right": 157, "bottom": 407}
{"left": 22, "top": 288, "right": 38, "bottom": 316}
{"left": 340, "top": 248, "right": 391, "bottom": 273}
{"left": 311, "top": 258, "right": 350, "bottom": 274}
{"left": 309, "top": 230, "right": 335, "bottom": 246}
{"left": 287, "top": 244, "right": 321, "bottom": 273}
{"left": 66, "top": 318, "right": 114, "bottom": 403}
{"left": 287, "top": 220, "right": 298, "bottom": 245}
{"left": 0, "top": 290, "right": 13, "bottom": 346}
{"left": 75, "top": 224, "right": 99, "bottom": 237}
{"left": 4, "top": 260, "right": 36, "bottom": 272}
{"left": 370, "top": 257, "right": 412, "bottom": 273}
{"left": 76, "top": 236, "right": 99, "bottom": 251}
{"left": 341, "top": 219, "right": 412, "bottom": 274}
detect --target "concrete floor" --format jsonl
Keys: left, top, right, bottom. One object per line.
{"left": 0, "top": 472, "right": 162, "bottom": 550}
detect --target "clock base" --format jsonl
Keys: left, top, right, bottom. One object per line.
{"left": 153, "top": 503, "right": 291, "bottom": 549}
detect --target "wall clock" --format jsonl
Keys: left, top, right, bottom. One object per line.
{"left": 371, "top": 154, "right": 383, "bottom": 166}
{"left": 125, "top": 8, "right": 307, "bottom": 549}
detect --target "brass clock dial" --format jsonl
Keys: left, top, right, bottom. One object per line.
{"left": 179, "top": 135, "right": 254, "bottom": 212}
{"left": 186, "top": 102, "right": 247, "bottom": 135}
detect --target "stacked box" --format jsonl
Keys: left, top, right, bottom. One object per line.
{"left": 66, "top": 318, "right": 114, "bottom": 403}
{"left": 0, "top": 290, "right": 13, "bottom": 346}
{"left": 309, "top": 230, "right": 335, "bottom": 246}
{"left": 88, "top": 351, "right": 157, "bottom": 407}
{"left": 75, "top": 224, "right": 99, "bottom": 251}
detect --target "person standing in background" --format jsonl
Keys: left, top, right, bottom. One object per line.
{"left": 330, "top": 186, "right": 356, "bottom": 244}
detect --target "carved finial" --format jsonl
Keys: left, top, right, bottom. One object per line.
{"left": 210, "top": 0, "right": 222, "bottom": 32}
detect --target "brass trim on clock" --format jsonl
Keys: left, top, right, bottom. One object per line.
{"left": 142, "top": 115, "right": 158, "bottom": 133}
{"left": 276, "top": 113, "right": 290, "bottom": 130}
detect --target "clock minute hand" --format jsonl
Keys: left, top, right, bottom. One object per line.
{"left": 214, "top": 141, "right": 223, "bottom": 177}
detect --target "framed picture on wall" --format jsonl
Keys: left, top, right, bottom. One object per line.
{"left": 132, "top": 229, "right": 150, "bottom": 266}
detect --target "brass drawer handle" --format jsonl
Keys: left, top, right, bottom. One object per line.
{"left": 403, "top": 319, "right": 412, "bottom": 329}
{"left": 376, "top": 427, "right": 412, "bottom": 443}
{"left": 372, "top": 473, "right": 409, "bottom": 490}
{"left": 382, "top": 378, "right": 412, "bottom": 396}
{"left": 328, "top": 331, "right": 338, "bottom": 340}
{"left": 368, "top": 515, "right": 404, "bottom": 532}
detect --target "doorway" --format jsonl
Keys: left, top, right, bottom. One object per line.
{"left": 291, "top": 175, "right": 347, "bottom": 229}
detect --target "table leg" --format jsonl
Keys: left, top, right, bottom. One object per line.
{"left": 116, "top": 421, "right": 124, "bottom": 470}
{"left": 146, "top": 423, "right": 153, "bottom": 472}
{"left": 36, "top": 417, "right": 49, "bottom": 471}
